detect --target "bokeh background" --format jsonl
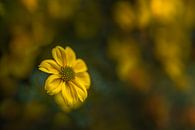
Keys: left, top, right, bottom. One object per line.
{"left": 0, "top": 0, "right": 195, "bottom": 130}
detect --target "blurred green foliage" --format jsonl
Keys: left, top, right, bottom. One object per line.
{"left": 0, "top": 0, "right": 195, "bottom": 130}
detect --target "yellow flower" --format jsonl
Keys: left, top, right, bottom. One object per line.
{"left": 39, "top": 46, "right": 90, "bottom": 109}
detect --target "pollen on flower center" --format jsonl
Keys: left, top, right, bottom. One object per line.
{"left": 60, "top": 67, "right": 75, "bottom": 82}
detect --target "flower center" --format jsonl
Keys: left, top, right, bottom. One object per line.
{"left": 60, "top": 67, "right": 75, "bottom": 82}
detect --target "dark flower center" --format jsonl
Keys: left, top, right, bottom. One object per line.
{"left": 60, "top": 67, "right": 75, "bottom": 82}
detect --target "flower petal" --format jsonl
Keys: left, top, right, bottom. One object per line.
{"left": 75, "top": 72, "right": 90, "bottom": 89}
{"left": 65, "top": 46, "right": 76, "bottom": 66}
{"left": 54, "top": 93, "right": 71, "bottom": 112}
{"left": 39, "top": 59, "right": 60, "bottom": 74}
{"left": 55, "top": 93, "right": 82, "bottom": 111}
{"left": 71, "top": 81, "right": 87, "bottom": 102}
{"left": 73, "top": 59, "right": 87, "bottom": 73}
{"left": 44, "top": 75, "right": 63, "bottom": 95}
{"left": 52, "top": 46, "right": 66, "bottom": 67}
{"left": 48, "top": 84, "right": 62, "bottom": 95}
{"left": 61, "top": 82, "right": 78, "bottom": 106}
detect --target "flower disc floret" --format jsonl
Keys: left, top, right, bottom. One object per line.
{"left": 60, "top": 67, "right": 75, "bottom": 82}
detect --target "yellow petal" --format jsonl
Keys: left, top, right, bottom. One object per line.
{"left": 47, "top": 84, "right": 62, "bottom": 95}
{"left": 72, "top": 100, "right": 82, "bottom": 109}
{"left": 54, "top": 93, "right": 82, "bottom": 111}
{"left": 75, "top": 72, "right": 90, "bottom": 89}
{"left": 73, "top": 59, "right": 87, "bottom": 73}
{"left": 65, "top": 46, "right": 76, "bottom": 66}
{"left": 71, "top": 81, "right": 87, "bottom": 102}
{"left": 54, "top": 93, "right": 72, "bottom": 112}
{"left": 44, "top": 75, "right": 63, "bottom": 95}
{"left": 61, "top": 82, "right": 78, "bottom": 106}
{"left": 39, "top": 59, "right": 60, "bottom": 74}
{"left": 52, "top": 46, "right": 66, "bottom": 67}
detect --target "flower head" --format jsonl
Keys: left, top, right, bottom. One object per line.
{"left": 39, "top": 46, "right": 90, "bottom": 110}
